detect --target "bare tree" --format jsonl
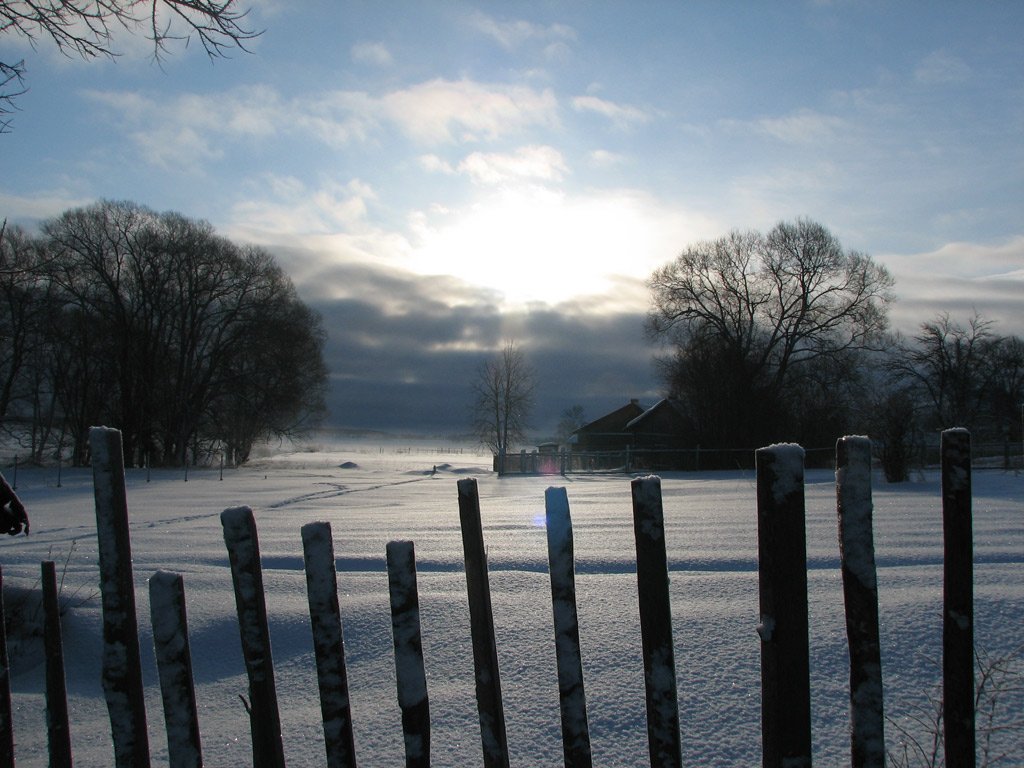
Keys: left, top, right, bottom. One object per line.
{"left": 38, "top": 200, "right": 326, "bottom": 466}
{"left": 556, "top": 404, "right": 586, "bottom": 444}
{"left": 471, "top": 341, "right": 536, "bottom": 471}
{"left": 0, "top": 60, "right": 25, "bottom": 133}
{"left": 647, "top": 218, "right": 894, "bottom": 447}
{"left": 1, "top": 0, "right": 259, "bottom": 131}
{"left": 890, "top": 313, "right": 1022, "bottom": 442}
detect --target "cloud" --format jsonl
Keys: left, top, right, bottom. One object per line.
{"left": 883, "top": 236, "right": 1024, "bottom": 335}
{"left": 571, "top": 95, "right": 652, "bottom": 129}
{"left": 420, "top": 145, "right": 569, "bottom": 185}
{"left": 734, "top": 108, "right": 848, "bottom": 145}
{"left": 351, "top": 41, "right": 393, "bottom": 67}
{"left": 890, "top": 236, "right": 1024, "bottom": 280}
{"left": 83, "top": 86, "right": 285, "bottom": 170}
{"left": 302, "top": 259, "right": 658, "bottom": 433}
{"left": 379, "top": 79, "right": 559, "bottom": 144}
{"left": 84, "top": 78, "right": 560, "bottom": 169}
{"left": 231, "top": 176, "right": 376, "bottom": 235}
{"left": 588, "top": 149, "right": 627, "bottom": 167}
{"left": 0, "top": 190, "right": 94, "bottom": 225}
{"left": 468, "top": 11, "right": 576, "bottom": 50}
{"left": 914, "top": 50, "right": 972, "bottom": 85}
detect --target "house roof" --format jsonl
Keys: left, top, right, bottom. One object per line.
{"left": 573, "top": 400, "right": 646, "bottom": 437}
{"left": 626, "top": 398, "right": 687, "bottom": 430}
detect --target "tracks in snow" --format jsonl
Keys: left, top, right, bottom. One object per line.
{"left": 267, "top": 475, "right": 434, "bottom": 509}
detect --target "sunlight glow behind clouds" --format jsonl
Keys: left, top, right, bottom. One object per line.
{"left": 408, "top": 185, "right": 711, "bottom": 306}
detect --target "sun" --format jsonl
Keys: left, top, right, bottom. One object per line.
{"left": 409, "top": 185, "right": 696, "bottom": 307}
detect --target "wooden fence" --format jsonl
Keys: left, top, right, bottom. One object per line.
{"left": 0, "top": 427, "right": 979, "bottom": 767}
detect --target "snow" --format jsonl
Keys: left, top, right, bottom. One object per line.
{"left": 758, "top": 443, "right": 806, "bottom": 505}
{"left": 1, "top": 437, "right": 1022, "bottom": 766}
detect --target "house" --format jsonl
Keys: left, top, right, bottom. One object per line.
{"left": 626, "top": 398, "right": 700, "bottom": 470}
{"left": 571, "top": 399, "right": 646, "bottom": 452}
{"left": 625, "top": 398, "right": 694, "bottom": 450}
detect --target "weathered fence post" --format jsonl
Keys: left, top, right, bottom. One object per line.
{"left": 456, "top": 478, "right": 510, "bottom": 768}
{"left": 545, "top": 486, "right": 593, "bottom": 768}
{"left": 149, "top": 570, "right": 203, "bottom": 768}
{"left": 221, "top": 506, "right": 286, "bottom": 768}
{"left": 756, "top": 444, "right": 811, "bottom": 768}
{"left": 301, "top": 522, "right": 358, "bottom": 768}
{"left": 387, "top": 540, "right": 431, "bottom": 768}
{"left": 0, "top": 567, "right": 12, "bottom": 768}
{"left": 836, "top": 436, "right": 885, "bottom": 768}
{"left": 42, "top": 561, "right": 72, "bottom": 768}
{"left": 631, "top": 476, "right": 682, "bottom": 768}
{"left": 941, "top": 428, "right": 974, "bottom": 768}
{"left": 89, "top": 426, "right": 152, "bottom": 767}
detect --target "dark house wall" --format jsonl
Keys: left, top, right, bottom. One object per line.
{"left": 572, "top": 399, "right": 646, "bottom": 452}
{"left": 627, "top": 399, "right": 694, "bottom": 450}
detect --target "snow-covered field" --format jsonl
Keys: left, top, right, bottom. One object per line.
{"left": 2, "top": 438, "right": 1022, "bottom": 767}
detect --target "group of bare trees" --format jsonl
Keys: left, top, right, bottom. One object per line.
{"left": 646, "top": 218, "right": 896, "bottom": 451}
{"left": 0, "top": 201, "right": 327, "bottom": 467}
{"left": 876, "top": 314, "right": 1023, "bottom": 480}
{"left": 644, "top": 218, "right": 1023, "bottom": 479}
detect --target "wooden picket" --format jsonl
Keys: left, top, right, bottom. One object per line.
{"left": 221, "top": 505, "right": 287, "bottom": 768}
{"left": 0, "top": 568, "right": 11, "bottom": 768}
{"left": 755, "top": 445, "right": 812, "bottom": 768}
{"left": 301, "top": 521, "right": 358, "bottom": 768}
{"left": 631, "top": 476, "right": 683, "bottom": 768}
{"left": 149, "top": 570, "right": 203, "bottom": 768}
{"left": 457, "top": 477, "right": 511, "bottom": 768}
{"left": 836, "top": 436, "right": 886, "bottom": 768}
{"left": 941, "top": 428, "right": 975, "bottom": 768}
{"left": 386, "top": 540, "right": 430, "bottom": 768}
{"left": 42, "top": 560, "right": 71, "bottom": 768}
{"left": 544, "top": 486, "right": 593, "bottom": 768}
{"left": 90, "top": 426, "right": 152, "bottom": 768}
{"left": 0, "top": 427, "right": 981, "bottom": 767}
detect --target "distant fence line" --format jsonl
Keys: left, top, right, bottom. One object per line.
{"left": 0, "top": 427, "right": 982, "bottom": 767}
{"left": 496, "top": 439, "right": 1023, "bottom": 475}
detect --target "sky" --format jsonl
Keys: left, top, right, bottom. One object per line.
{"left": 2, "top": 1, "right": 1023, "bottom": 436}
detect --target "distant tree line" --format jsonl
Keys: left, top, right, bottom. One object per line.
{"left": 0, "top": 201, "right": 327, "bottom": 467}
{"left": 646, "top": 218, "right": 1023, "bottom": 480}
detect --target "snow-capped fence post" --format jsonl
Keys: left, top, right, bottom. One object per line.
{"left": 42, "top": 560, "right": 72, "bottom": 768}
{"left": 387, "top": 540, "right": 431, "bottom": 768}
{"left": 836, "top": 436, "right": 885, "bottom": 768}
{"left": 544, "top": 486, "right": 593, "bottom": 768}
{"left": 89, "top": 426, "right": 152, "bottom": 767}
{"left": 755, "top": 444, "right": 811, "bottom": 768}
{"left": 941, "top": 428, "right": 974, "bottom": 768}
{"left": 631, "top": 475, "right": 682, "bottom": 768}
{"left": 0, "top": 567, "right": 12, "bottom": 768}
{"left": 221, "top": 506, "right": 286, "bottom": 768}
{"left": 456, "top": 477, "right": 510, "bottom": 768}
{"left": 149, "top": 570, "right": 203, "bottom": 768}
{"left": 301, "top": 522, "right": 358, "bottom": 768}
